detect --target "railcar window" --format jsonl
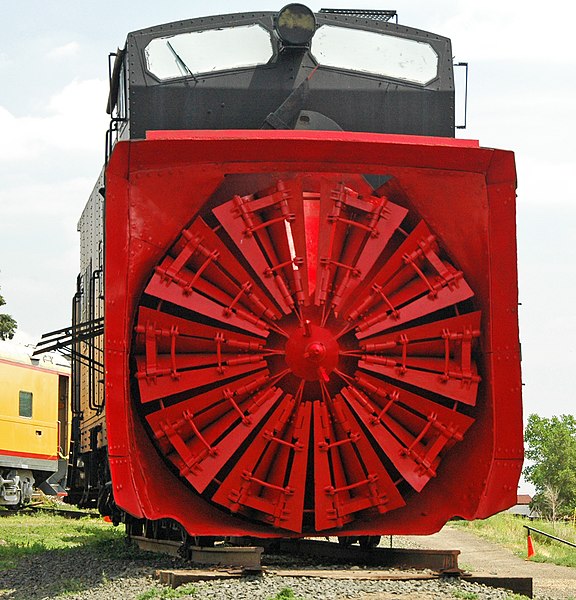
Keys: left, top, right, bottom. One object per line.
{"left": 311, "top": 25, "right": 438, "bottom": 85}
{"left": 145, "top": 24, "right": 274, "bottom": 80}
{"left": 19, "top": 391, "right": 33, "bottom": 418}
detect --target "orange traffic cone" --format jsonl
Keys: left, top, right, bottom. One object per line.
{"left": 526, "top": 534, "right": 535, "bottom": 559}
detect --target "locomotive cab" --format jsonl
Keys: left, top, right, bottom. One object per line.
{"left": 107, "top": 5, "right": 455, "bottom": 147}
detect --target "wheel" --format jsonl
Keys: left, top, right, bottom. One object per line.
{"left": 337, "top": 536, "right": 357, "bottom": 548}
{"left": 359, "top": 535, "right": 381, "bottom": 549}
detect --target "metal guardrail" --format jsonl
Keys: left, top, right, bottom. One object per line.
{"left": 524, "top": 525, "right": 576, "bottom": 548}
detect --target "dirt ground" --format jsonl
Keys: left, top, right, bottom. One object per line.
{"left": 406, "top": 525, "right": 576, "bottom": 599}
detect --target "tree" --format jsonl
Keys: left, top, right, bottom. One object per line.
{"left": 0, "top": 285, "right": 17, "bottom": 340}
{"left": 541, "top": 483, "right": 562, "bottom": 523}
{"left": 523, "top": 414, "right": 576, "bottom": 520}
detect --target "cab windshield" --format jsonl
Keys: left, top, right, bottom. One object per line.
{"left": 144, "top": 24, "right": 274, "bottom": 80}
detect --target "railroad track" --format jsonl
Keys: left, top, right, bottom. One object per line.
{"left": 0, "top": 504, "right": 100, "bottom": 519}
{"left": 0, "top": 509, "right": 535, "bottom": 598}
{"left": 130, "top": 534, "right": 460, "bottom": 570}
{"left": 132, "top": 535, "right": 533, "bottom": 597}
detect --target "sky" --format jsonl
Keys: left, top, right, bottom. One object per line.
{"left": 0, "top": 0, "right": 575, "bottom": 433}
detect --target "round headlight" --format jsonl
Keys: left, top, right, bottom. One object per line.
{"left": 276, "top": 4, "right": 317, "bottom": 46}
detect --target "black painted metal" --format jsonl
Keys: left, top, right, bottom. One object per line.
{"left": 319, "top": 8, "right": 398, "bottom": 23}
{"left": 33, "top": 317, "right": 104, "bottom": 373}
{"left": 455, "top": 62, "right": 469, "bottom": 129}
{"left": 245, "top": 538, "right": 461, "bottom": 571}
{"left": 464, "top": 576, "right": 533, "bottom": 598}
{"left": 108, "top": 9, "right": 454, "bottom": 143}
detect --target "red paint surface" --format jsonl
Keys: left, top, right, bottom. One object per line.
{"left": 104, "top": 131, "right": 521, "bottom": 536}
{"left": 0, "top": 449, "right": 58, "bottom": 461}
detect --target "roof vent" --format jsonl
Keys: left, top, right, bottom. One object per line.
{"left": 319, "top": 9, "right": 397, "bottom": 22}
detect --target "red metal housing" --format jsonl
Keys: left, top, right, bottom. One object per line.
{"left": 105, "top": 130, "right": 522, "bottom": 537}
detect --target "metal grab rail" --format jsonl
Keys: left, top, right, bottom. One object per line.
{"left": 524, "top": 525, "right": 576, "bottom": 549}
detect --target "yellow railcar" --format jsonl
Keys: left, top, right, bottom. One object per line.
{"left": 0, "top": 341, "right": 70, "bottom": 507}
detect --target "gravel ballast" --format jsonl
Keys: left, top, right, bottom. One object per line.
{"left": 0, "top": 546, "right": 543, "bottom": 600}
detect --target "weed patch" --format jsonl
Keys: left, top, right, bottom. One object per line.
{"left": 452, "top": 591, "right": 478, "bottom": 600}
{"left": 452, "top": 513, "right": 576, "bottom": 568}
{"left": 267, "top": 588, "right": 303, "bottom": 600}
{"left": 137, "top": 583, "right": 197, "bottom": 599}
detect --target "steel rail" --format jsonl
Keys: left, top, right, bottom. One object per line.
{"left": 524, "top": 525, "right": 576, "bottom": 548}
{"left": 0, "top": 505, "right": 100, "bottom": 519}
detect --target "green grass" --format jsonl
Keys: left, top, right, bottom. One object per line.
{"left": 452, "top": 591, "right": 478, "bottom": 600}
{"left": 0, "top": 511, "right": 162, "bottom": 598}
{"left": 267, "top": 588, "right": 303, "bottom": 600}
{"left": 0, "top": 513, "right": 126, "bottom": 569}
{"left": 137, "top": 584, "right": 197, "bottom": 599}
{"left": 452, "top": 512, "right": 576, "bottom": 568}
{"left": 0, "top": 511, "right": 142, "bottom": 570}
{"left": 54, "top": 577, "right": 85, "bottom": 596}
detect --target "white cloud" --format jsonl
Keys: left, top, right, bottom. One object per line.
{"left": 11, "top": 330, "right": 40, "bottom": 347}
{"left": 0, "top": 106, "right": 29, "bottom": 159}
{"left": 46, "top": 41, "right": 80, "bottom": 60}
{"left": 516, "top": 158, "right": 576, "bottom": 206}
{"left": 0, "top": 175, "right": 89, "bottom": 339}
{"left": 0, "top": 78, "right": 109, "bottom": 161}
{"left": 0, "top": 177, "right": 95, "bottom": 220}
{"left": 444, "top": 1, "right": 574, "bottom": 63}
{"left": 0, "top": 78, "right": 108, "bottom": 338}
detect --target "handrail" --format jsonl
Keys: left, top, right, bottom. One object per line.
{"left": 524, "top": 525, "right": 576, "bottom": 549}
{"left": 455, "top": 62, "right": 469, "bottom": 130}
